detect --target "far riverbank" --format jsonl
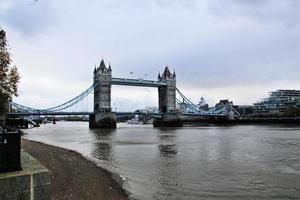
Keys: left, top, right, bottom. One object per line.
{"left": 21, "top": 138, "right": 129, "bottom": 200}
{"left": 182, "top": 116, "right": 300, "bottom": 125}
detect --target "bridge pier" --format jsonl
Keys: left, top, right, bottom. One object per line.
{"left": 90, "top": 60, "right": 116, "bottom": 129}
{"left": 89, "top": 112, "right": 116, "bottom": 128}
{"left": 153, "top": 112, "right": 182, "bottom": 127}
{"left": 155, "top": 66, "right": 182, "bottom": 127}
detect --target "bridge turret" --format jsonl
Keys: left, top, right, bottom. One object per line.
{"left": 158, "top": 66, "right": 176, "bottom": 113}
{"left": 99, "top": 59, "right": 105, "bottom": 71}
{"left": 90, "top": 59, "right": 116, "bottom": 128}
{"left": 108, "top": 62, "right": 112, "bottom": 72}
{"left": 155, "top": 66, "right": 182, "bottom": 127}
{"left": 93, "top": 59, "right": 112, "bottom": 112}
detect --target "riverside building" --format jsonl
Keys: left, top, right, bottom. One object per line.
{"left": 253, "top": 90, "right": 300, "bottom": 115}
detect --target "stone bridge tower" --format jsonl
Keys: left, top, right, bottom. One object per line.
{"left": 158, "top": 66, "right": 176, "bottom": 112}
{"left": 94, "top": 59, "right": 112, "bottom": 112}
{"left": 155, "top": 66, "right": 182, "bottom": 127}
{"left": 89, "top": 59, "right": 116, "bottom": 128}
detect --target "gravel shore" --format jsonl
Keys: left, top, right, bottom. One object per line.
{"left": 21, "top": 139, "right": 129, "bottom": 200}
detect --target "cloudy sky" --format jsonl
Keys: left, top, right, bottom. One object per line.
{"left": 1, "top": 0, "right": 300, "bottom": 111}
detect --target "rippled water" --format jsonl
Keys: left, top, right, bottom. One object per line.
{"left": 25, "top": 122, "right": 300, "bottom": 200}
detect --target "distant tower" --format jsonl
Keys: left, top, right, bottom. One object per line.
{"left": 158, "top": 66, "right": 176, "bottom": 113}
{"left": 90, "top": 59, "right": 116, "bottom": 129}
{"left": 93, "top": 59, "right": 112, "bottom": 112}
{"left": 155, "top": 66, "right": 182, "bottom": 127}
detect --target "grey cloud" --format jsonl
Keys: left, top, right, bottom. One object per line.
{"left": 4, "top": 0, "right": 300, "bottom": 107}
{"left": 0, "top": 0, "right": 58, "bottom": 36}
{"left": 154, "top": 0, "right": 199, "bottom": 9}
{"left": 206, "top": 0, "right": 300, "bottom": 26}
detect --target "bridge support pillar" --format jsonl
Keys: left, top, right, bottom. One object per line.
{"left": 89, "top": 112, "right": 116, "bottom": 129}
{"left": 153, "top": 112, "right": 183, "bottom": 127}
{"left": 156, "top": 66, "right": 182, "bottom": 127}
{"left": 89, "top": 59, "right": 116, "bottom": 129}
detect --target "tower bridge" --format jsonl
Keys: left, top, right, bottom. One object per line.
{"left": 90, "top": 60, "right": 179, "bottom": 128}
{"left": 8, "top": 59, "right": 239, "bottom": 128}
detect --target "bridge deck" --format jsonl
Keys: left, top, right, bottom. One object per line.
{"left": 7, "top": 112, "right": 226, "bottom": 117}
{"left": 7, "top": 112, "right": 162, "bottom": 117}
{"left": 112, "top": 78, "right": 167, "bottom": 87}
{"left": 7, "top": 112, "right": 93, "bottom": 116}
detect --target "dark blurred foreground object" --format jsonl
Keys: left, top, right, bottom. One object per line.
{"left": 0, "top": 128, "right": 21, "bottom": 173}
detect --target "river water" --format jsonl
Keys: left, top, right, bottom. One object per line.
{"left": 25, "top": 122, "right": 300, "bottom": 200}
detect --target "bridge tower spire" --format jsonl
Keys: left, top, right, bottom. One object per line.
{"left": 90, "top": 59, "right": 116, "bottom": 128}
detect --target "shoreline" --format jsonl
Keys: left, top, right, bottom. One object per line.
{"left": 182, "top": 116, "right": 300, "bottom": 125}
{"left": 21, "top": 138, "right": 129, "bottom": 200}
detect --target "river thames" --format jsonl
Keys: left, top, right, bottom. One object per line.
{"left": 24, "top": 122, "right": 300, "bottom": 200}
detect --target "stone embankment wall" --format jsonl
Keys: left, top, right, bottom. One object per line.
{"left": 0, "top": 150, "right": 50, "bottom": 200}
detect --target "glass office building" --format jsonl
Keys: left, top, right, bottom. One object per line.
{"left": 253, "top": 90, "right": 300, "bottom": 114}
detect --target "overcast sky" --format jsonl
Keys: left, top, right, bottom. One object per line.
{"left": 1, "top": 0, "right": 300, "bottom": 111}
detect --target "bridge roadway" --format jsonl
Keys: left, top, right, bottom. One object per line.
{"left": 111, "top": 78, "right": 167, "bottom": 87}
{"left": 7, "top": 112, "right": 226, "bottom": 117}
{"left": 7, "top": 111, "right": 162, "bottom": 117}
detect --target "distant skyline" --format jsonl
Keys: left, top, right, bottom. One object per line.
{"left": 1, "top": 0, "right": 300, "bottom": 111}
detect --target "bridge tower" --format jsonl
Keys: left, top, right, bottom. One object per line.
{"left": 155, "top": 66, "right": 182, "bottom": 127}
{"left": 89, "top": 59, "right": 116, "bottom": 128}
